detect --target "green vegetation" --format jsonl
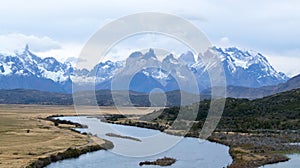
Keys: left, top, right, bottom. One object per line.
{"left": 143, "top": 88, "right": 300, "bottom": 132}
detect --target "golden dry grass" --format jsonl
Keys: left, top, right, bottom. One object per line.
{"left": 0, "top": 104, "right": 155, "bottom": 168}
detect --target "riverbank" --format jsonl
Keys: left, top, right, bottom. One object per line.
{"left": 26, "top": 117, "right": 114, "bottom": 168}
{"left": 26, "top": 141, "right": 112, "bottom": 168}
{"left": 208, "top": 132, "right": 292, "bottom": 168}
{"left": 104, "top": 115, "right": 300, "bottom": 168}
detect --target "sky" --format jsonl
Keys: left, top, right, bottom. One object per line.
{"left": 0, "top": 0, "right": 299, "bottom": 76}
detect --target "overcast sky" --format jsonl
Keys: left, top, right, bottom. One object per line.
{"left": 0, "top": 0, "right": 299, "bottom": 76}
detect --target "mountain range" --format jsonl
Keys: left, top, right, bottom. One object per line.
{"left": 202, "top": 74, "right": 300, "bottom": 99}
{"left": 93, "top": 47, "right": 289, "bottom": 93}
{"left": 1, "top": 74, "right": 298, "bottom": 105}
{"left": 0, "top": 45, "right": 290, "bottom": 94}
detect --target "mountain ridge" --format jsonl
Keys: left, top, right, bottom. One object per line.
{"left": 0, "top": 73, "right": 299, "bottom": 105}
{"left": 0, "top": 45, "right": 289, "bottom": 93}
{"left": 0, "top": 89, "right": 208, "bottom": 106}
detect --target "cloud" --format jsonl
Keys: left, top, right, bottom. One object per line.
{"left": 35, "top": 43, "right": 83, "bottom": 62}
{"left": 0, "top": 33, "right": 61, "bottom": 54}
{"left": 65, "top": 57, "right": 87, "bottom": 66}
{"left": 0, "top": 0, "right": 299, "bottom": 75}
{"left": 0, "top": 33, "right": 83, "bottom": 64}
{"left": 268, "top": 56, "right": 300, "bottom": 77}
{"left": 217, "top": 37, "right": 232, "bottom": 48}
{"left": 264, "top": 50, "right": 300, "bottom": 77}
{"left": 103, "top": 33, "right": 193, "bottom": 62}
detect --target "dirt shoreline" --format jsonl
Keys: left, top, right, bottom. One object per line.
{"left": 207, "top": 133, "right": 289, "bottom": 168}
{"left": 26, "top": 142, "right": 112, "bottom": 168}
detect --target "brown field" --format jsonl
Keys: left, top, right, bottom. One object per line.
{"left": 0, "top": 104, "right": 156, "bottom": 168}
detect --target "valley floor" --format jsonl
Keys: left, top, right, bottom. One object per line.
{"left": 0, "top": 104, "right": 299, "bottom": 168}
{"left": 0, "top": 105, "right": 155, "bottom": 168}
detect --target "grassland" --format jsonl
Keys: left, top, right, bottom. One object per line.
{"left": 0, "top": 104, "right": 155, "bottom": 168}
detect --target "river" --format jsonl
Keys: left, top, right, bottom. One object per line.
{"left": 47, "top": 116, "right": 232, "bottom": 168}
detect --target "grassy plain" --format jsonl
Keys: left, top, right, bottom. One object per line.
{"left": 0, "top": 104, "right": 155, "bottom": 168}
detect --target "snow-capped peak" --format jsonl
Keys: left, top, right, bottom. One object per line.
{"left": 210, "top": 46, "right": 288, "bottom": 86}
{"left": 0, "top": 45, "right": 72, "bottom": 82}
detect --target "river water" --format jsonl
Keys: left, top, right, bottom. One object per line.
{"left": 47, "top": 116, "right": 232, "bottom": 168}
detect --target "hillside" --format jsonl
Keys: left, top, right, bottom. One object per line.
{"left": 142, "top": 88, "right": 300, "bottom": 131}
{"left": 0, "top": 89, "right": 72, "bottom": 105}
{"left": 0, "top": 89, "right": 207, "bottom": 106}
{"left": 202, "top": 73, "right": 300, "bottom": 99}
